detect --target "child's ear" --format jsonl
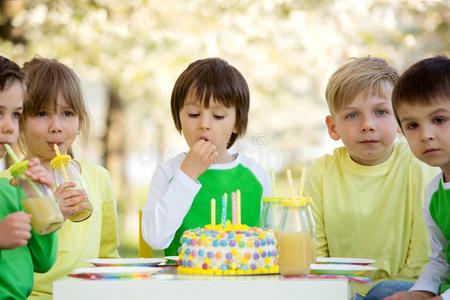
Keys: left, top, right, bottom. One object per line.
{"left": 325, "top": 115, "right": 340, "bottom": 141}
{"left": 232, "top": 123, "right": 238, "bottom": 134}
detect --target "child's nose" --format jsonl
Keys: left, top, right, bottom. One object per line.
{"left": 420, "top": 125, "right": 435, "bottom": 141}
{"left": 199, "top": 115, "right": 211, "bottom": 130}
{"left": 49, "top": 116, "right": 63, "bottom": 133}
{"left": 360, "top": 116, "right": 375, "bottom": 132}
{"left": 1, "top": 116, "right": 15, "bottom": 134}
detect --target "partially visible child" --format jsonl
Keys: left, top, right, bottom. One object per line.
{"left": 0, "top": 57, "right": 120, "bottom": 300}
{"left": 0, "top": 55, "right": 58, "bottom": 299}
{"left": 384, "top": 56, "right": 450, "bottom": 300}
{"left": 142, "top": 58, "right": 271, "bottom": 255}
{"left": 304, "top": 57, "right": 439, "bottom": 299}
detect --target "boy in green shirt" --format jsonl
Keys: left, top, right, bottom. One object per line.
{"left": 385, "top": 56, "right": 450, "bottom": 300}
{"left": 0, "top": 55, "right": 57, "bottom": 299}
{"left": 142, "top": 58, "right": 271, "bottom": 255}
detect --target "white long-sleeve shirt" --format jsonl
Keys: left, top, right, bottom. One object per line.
{"left": 410, "top": 173, "right": 450, "bottom": 300}
{"left": 141, "top": 152, "right": 271, "bottom": 251}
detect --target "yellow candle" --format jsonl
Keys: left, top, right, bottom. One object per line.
{"left": 236, "top": 189, "right": 241, "bottom": 225}
{"left": 211, "top": 198, "right": 216, "bottom": 226}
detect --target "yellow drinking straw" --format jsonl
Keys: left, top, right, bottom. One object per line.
{"left": 211, "top": 198, "right": 216, "bottom": 226}
{"left": 286, "top": 169, "right": 296, "bottom": 200}
{"left": 53, "top": 144, "right": 70, "bottom": 181}
{"left": 299, "top": 167, "right": 306, "bottom": 198}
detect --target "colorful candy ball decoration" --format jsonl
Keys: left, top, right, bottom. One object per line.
{"left": 177, "top": 222, "right": 279, "bottom": 275}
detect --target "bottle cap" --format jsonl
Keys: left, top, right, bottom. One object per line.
{"left": 297, "top": 197, "right": 307, "bottom": 206}
{"left": 50, "top": 155, "right": 71, "bottom": 170}
{"left": 271, "top": 197, "right": 284, "bottom": 203}
{"left": 10, "top": 160, "right": 29, "bottom": 177}
{"left": 281, "top": 199, "right": 301, "bottom": 206}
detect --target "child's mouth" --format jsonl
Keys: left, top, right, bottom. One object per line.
{"left": 423, "top": 148, "right": 440, "bottom": 154}
{"left": 48, "top": 142, "right": 63, "bottom": 149}
{"left": 360, "top": 140, "right": 378, "bottom": 145}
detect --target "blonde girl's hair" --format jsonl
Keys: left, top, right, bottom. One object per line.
{"left": 20, "top": 57, "right": 91, "bottom": 157}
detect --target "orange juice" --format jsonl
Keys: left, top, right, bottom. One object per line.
{"left": 310, "top": 237, "right": 317, "bottom": 263}
{"left": 21, "top": 197, "right": 63, "bottom": 235}
{"left": 69, "top": 199, "right": 93, "bottom": 222}
{"left": 278, "top": 231, "right": 312, "bottom": 275}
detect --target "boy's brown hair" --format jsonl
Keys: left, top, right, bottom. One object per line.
{"left": 0, "top": 55, "right": 25, "bottom": 92}
{"left": 171, "top": 57, "right": 249, "bottom": 148}
{"left": 325, "top": 57, "right": 399, "bottom": 115}
{"left": 392, "top": 55, "right": 450, "bottom": 126}
{"left": 20, "top": 57, "right": 91, "bottom": 155}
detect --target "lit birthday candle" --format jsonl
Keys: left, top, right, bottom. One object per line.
{"left": 221, "top": 193, "right": 227, "bottom": 229}
{"left": 236, "top": 189, "right": 241, "bottom": 225}
{"left": 231, "top": 192, "right": 236, "bottom": 226}
{"left": 211, "top": 198, "right": 216, "bottom": 226}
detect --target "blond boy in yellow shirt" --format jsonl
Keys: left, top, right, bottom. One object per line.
{"left": 304, "top": 57, "right": 439, "bottom": 300}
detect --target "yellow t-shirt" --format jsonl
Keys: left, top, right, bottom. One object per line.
{"left": 0, "top": 161, "right": 120, "bottom": 300}
{"left": 304, "top": 143, "right": 439, "bottom": 295}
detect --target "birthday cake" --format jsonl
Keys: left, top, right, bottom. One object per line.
{"left": 177, "top": 221, "right": 279, "bottom": 275}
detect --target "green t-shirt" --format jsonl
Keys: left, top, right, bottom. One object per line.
{"left": 429, "top": 180, "right": 450, "bottom": 294}
{"left": 165, "top": 164, "right": 264, "bottom": 256}
{"left": 0, "top": 178, "right": 58, "bottom": 300}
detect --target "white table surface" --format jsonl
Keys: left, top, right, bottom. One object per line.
{"left": 53, "top": 267, "right": 357, "bottom": 300}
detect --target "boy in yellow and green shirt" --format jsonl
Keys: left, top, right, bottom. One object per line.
{"left": 385, "top": 56, "right": 450, "bottom": 300}
{"left": 304, "top": 57, "right": 439, "bottom": 300}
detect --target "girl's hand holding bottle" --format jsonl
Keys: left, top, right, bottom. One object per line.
{"left": 181, "top": 139, "right": 218, "bottom": 181}
{"left": 0, "top": 211, "right": 32, "bottom": 249}
{"left": 54, "top": 182, "right": 87, "bottom": 221}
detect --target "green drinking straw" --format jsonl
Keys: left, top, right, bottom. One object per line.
{"left": 4, "top": 144, "right": 19, "bottom": 164}
{"left": 4, "top": 143, "right": 44, "bottom": 198}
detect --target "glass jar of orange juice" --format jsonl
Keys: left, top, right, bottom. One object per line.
{"left": 278, "top": 198, "right": 312, "bottom": 276}
{"left": 11, "top": 161, "right": 63, "bottom": 235}
{"left": 304, "top": 197, "right": 316, "bottom": 262}
{"left": 50, "top": 155, "right": 93, "bottom": 222}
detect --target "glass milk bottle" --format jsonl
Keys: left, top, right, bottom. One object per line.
{"left": 278, "top": 199, "right": 312, "bottom": 276}
{"left": 11, "top": 161, "right": 63, "bottom": 235}
{"left": 304, "top": 197, "right": 316, "bottom": 262}
{"left": 50, "top": 155, "right": 93, "bottom": 222}
{"left": 259, "top": 197, "right": 273, "bottom": 229}
{"left": 271, "top": 197, "right": 283, "bottom": 231}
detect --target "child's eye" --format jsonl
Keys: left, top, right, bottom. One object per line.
{"left": 62, "top": 111, "right": 74, "bottom": 117}
{"left": 214, "top": 115, "right": 225, "bottom": 120}
{"left": 405, "top": 122, "right": 418, "bottom": 130}
{"left": 433, "top": 117, "right": 447, "bottom": 125}
{"left": 346, "top": 112, "right": 358, "bottom": 119}
{"left": 375, "top": 110, "right": 387, "bottom": 116}
{"left": 12, "top": 112, "right": 22, "bottom": 119}
{"left": 36, "top": 111, "right": 48, "bottom": 117}
{"left": 188, "top": 113, "right": 200, "bottom": 118}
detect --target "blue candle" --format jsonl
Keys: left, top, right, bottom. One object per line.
{"left": 222, "top": 193, "right": 227, "bottom": 229}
